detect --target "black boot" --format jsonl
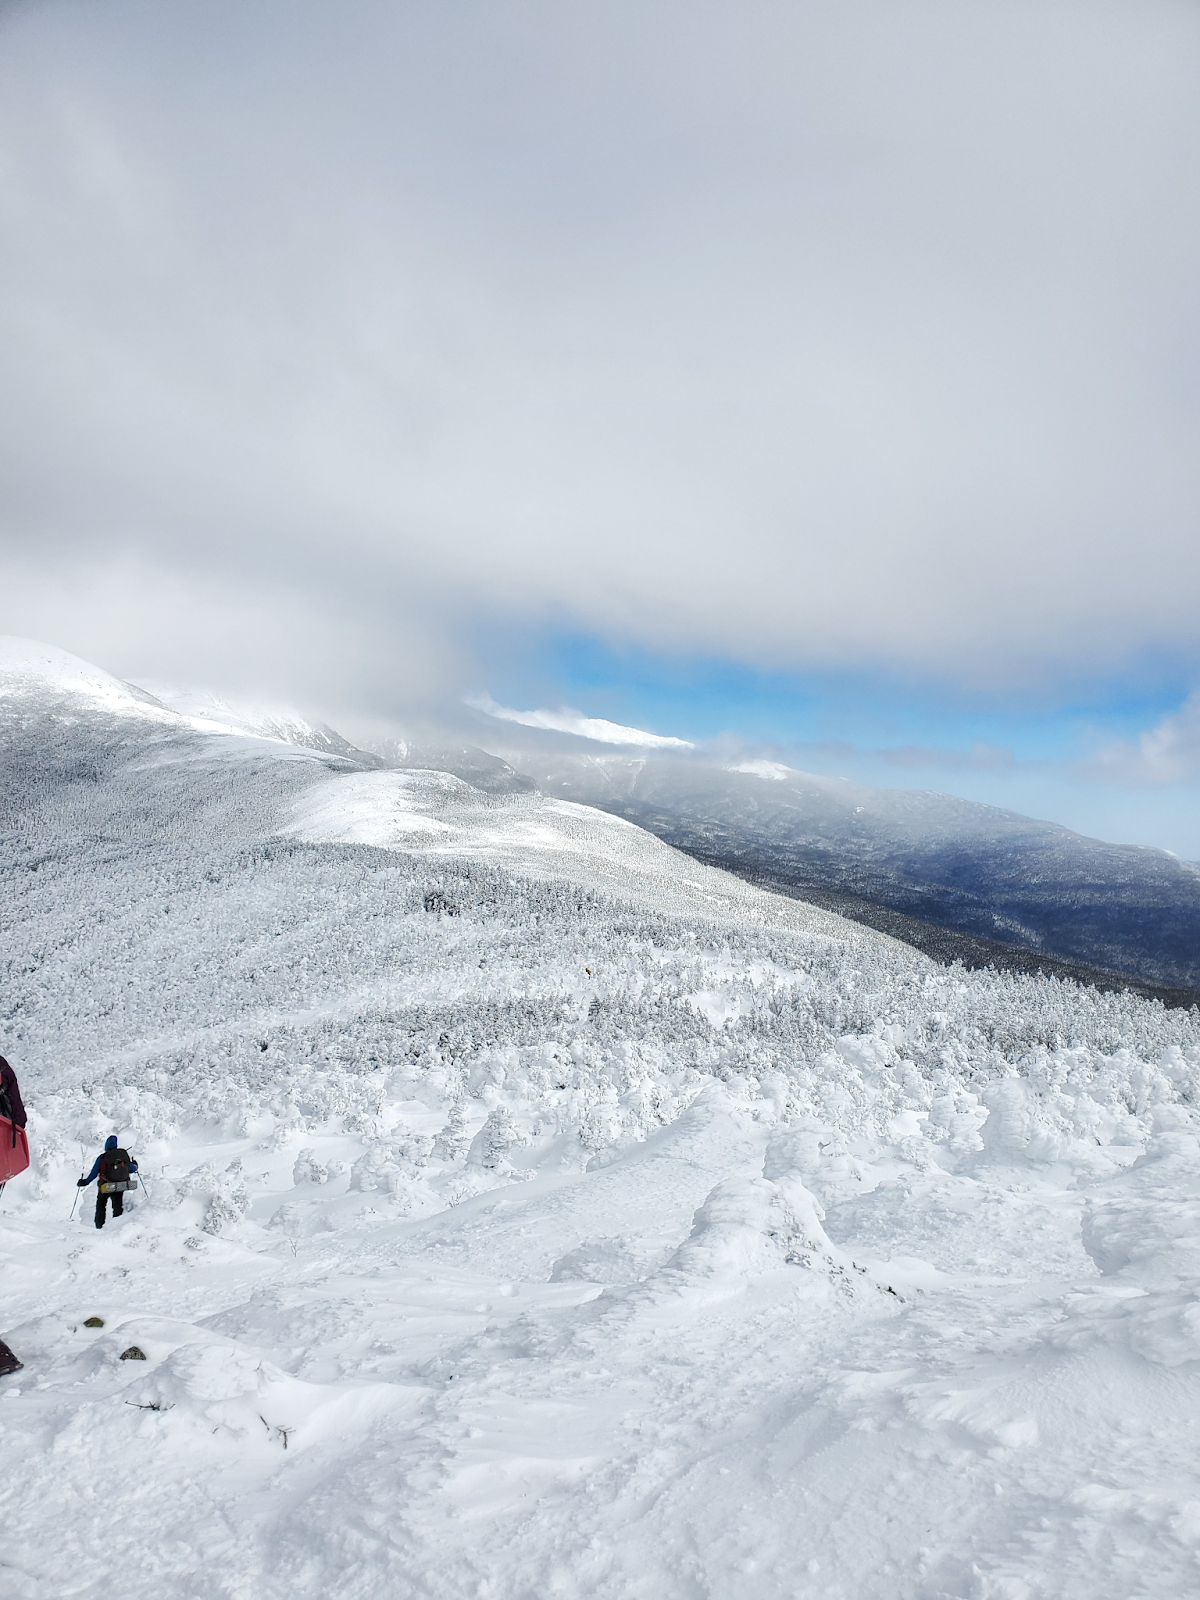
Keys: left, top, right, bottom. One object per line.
{"left": 0, "top": 1340, "right": 23, "bottom": 1377}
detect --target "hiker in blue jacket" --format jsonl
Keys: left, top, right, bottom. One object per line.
{"left": 78, "top": 1136, "right": 139, "bottom": 1229}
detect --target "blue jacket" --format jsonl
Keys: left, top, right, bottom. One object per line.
{"left": 82, "top": 1136, "right": 138, "bottom": 1186}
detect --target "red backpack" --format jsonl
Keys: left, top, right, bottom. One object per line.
{"left": 0, "top": 1086, "right": 29, "bottom": 1184}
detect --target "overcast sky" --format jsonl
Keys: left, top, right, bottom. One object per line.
{"left": 2, "top": 0, "right": 1199, "bottom": 850}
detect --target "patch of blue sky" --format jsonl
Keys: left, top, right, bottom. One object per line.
{"left": 474, "top": 632, "right": 1200, "bottom": 855}
{"left": 492, "top": 631, "right": 1188, "bottom": 766}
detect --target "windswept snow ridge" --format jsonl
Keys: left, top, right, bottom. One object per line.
{"left": 0, "top": 636, "right": 363, "bottom": 757}
{"left": 0, "top": 635, "right": 174, "bottom": 718}
{"left": 467, "top": 691, "right": 694, "bottom": 748}
{"left": 3, "top": 640, "right": 1200, "bottom": 1599}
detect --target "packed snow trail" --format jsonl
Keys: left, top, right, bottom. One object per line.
{"left": 3, "top": 639, "right": 1200, "bottom": 1599}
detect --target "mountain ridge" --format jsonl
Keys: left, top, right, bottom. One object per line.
{"left": 477, "top": 738, "right": 1200, "bottom": 996}
{"left": 7, "top": 636, "right": 1193, "bottom": 1002}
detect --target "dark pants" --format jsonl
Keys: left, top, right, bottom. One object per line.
{"left": 95, "top": 1190, "right": 124, "bottom": 1228}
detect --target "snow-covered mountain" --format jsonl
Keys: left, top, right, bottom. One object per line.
{"left": 482, "top": 737, "right": 1200, "bottom": 995}
{"left": 4, "top": 637, "right": 1200, "bottom": 1599}
{"left": 141, "top": 681, "right": 386, "bottom": 765}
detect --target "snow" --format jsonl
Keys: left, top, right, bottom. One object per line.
{"left": 467, "top": 691, "right": 694, "bottom": 748}
{"left": 283, "top": 767, "right": 884, "bottom": 934}
{"left": 140, "top": 683, "right": 338, "bottom": 749}
{"left": 726, "top": 759, "right": 796, "bottom": 780}
{"left": 4, "top": 642, "right": 1200, "bottom": 1598}
{"left": 0, "top": 635, "right": 173, "bottom": 718}
{"left": 0, "top": 635, "right": 344, "bottom": 756}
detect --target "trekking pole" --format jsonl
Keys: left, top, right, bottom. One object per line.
{"left": 74, "top": 1142, "right": 89, "bottom": 1221}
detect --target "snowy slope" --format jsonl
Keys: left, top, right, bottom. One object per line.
{"left": 0, "top": 636, "right": 358, "bottom": 757}
{"left": 142, "top": 681, "right": 384, "bottom": 764}
{"left": 284, "top": 766, "right": 903, "bottom": 938}
{"left": 3, "top": 641, "right": 1200, "bottom": 1600}
{"left": 486, "top": 738, "right": 1200, "bottom": 990}
{"left": 0, "top": 635, "right": 178, "bottom": 719}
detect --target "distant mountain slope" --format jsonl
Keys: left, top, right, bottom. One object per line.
{"left": 487, "top": 743, "right": 1200, "bottom": 995}
{"left": 0, "top": 637, "right": 375, "bottom": 762}
{"left": 693, "top": 852, "right": 1200, "bottom": 1010}
{"left": 139, "top": 683, "right": 387, "bottom": 765}
{"left": 365, "top": 736, "right": 535, "bottom": 795}
{"left": 9, "top": 636, "right": 1194, "bottom": 999}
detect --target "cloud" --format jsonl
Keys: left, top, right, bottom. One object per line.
{"left": 0, "top": 0, "right": 1199, "bottom": 716}
{"left": 0, "top": 553, "right": 457, "bottom": 714}
{"left": 1086, "top": 693, "right": 1200, "bottom": 787}
{"left": 467, "top": 693, "right": 692, "bottom": 749}
{"left": 876, "top": 742, "right": 1016, "bottom": 773}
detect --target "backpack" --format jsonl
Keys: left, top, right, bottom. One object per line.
{"left": 100, "top": 1148, "right": 134, "bottom": 1192}
{"left": 0, "top": 1119, "right": 28, "bottom": 1182}
{"left": 0, "top": 1081, "right": 29, "bottom": 1182}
